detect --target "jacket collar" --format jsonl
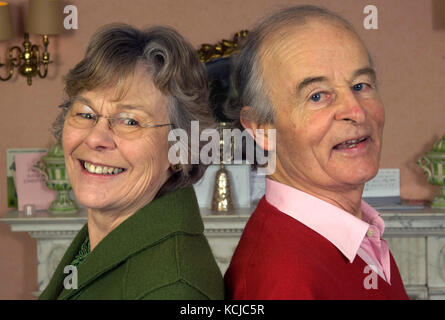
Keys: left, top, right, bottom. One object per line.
{"left": 55, "top": 186, "right": 202, "bottom": 299}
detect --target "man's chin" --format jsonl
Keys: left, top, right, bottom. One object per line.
{"left": 340, "top": 170, "right": 379, "bottom": 189}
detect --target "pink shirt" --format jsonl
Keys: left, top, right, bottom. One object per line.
{"left": 265, "top": 178, "right": 391, "bottom": 284}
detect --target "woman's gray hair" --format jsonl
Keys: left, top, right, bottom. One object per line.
{"left": 226, "top": 5, "right": 371, "bottom": 129}
{"left": 53, "top": 24, "right": 215, "bottom": 198}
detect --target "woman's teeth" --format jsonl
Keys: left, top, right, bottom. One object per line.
{"left": 83, "top": 161, "right": 125, "bottom": 175}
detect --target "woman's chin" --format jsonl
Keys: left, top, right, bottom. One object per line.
{"left": 74, "top": 192, "right": 112, "bottom": 211}
{"left": 78, "top": 200, "right": 105, "bottom": 211}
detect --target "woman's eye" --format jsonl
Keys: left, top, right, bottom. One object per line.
{"left": 122, "top": 118, "right": 139, "bottom": 126}
{"left": 78, "top": 113, "right": 96, "bottom": 120}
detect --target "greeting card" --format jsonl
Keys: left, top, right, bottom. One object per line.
{"left": 14, "top": 152, "right": 55, "bottom": 211}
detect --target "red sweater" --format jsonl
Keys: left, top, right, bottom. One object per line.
{"left": 225, "top": 197, "right": 409, "bottom": 300}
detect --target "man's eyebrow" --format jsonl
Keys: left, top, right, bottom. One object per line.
{"left": 296, "top": 67, "right": 378, "bottom": 95}
{"left": 352, "top": 67, "right": 377, "bottom": 83}
{"left": 297, "top": 76, "right": 328, "bottom": 94}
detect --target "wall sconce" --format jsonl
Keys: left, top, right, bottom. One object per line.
{"left": 0, "top": 0, "right": 62, "bottom": 85}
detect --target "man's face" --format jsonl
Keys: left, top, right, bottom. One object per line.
{"left": 261, "top": 20, "right": 385, "bottom": 195}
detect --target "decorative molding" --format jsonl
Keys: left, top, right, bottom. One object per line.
{"left": 382, "top": 212, "right": 445, "bottom": 236}
{"left": 204, "top": 228, "right": 245, "bottom": 235}
{"left": 385, "top": 227, "right": 445, "bottom": 237}
{"left": 404, "top": 285, "right": 429, "bottom": 300}
{"left": 439, "top": 245, "right": 445, "bottom": 282}
{"left": 29, "top": 230, "right": 80, "bottom": 239}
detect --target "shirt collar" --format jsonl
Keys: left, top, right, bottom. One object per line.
{"left": 265, "top": 178, "right": 384, "bottom": 263}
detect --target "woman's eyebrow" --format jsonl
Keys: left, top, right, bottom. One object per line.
{"left": 115, "top": 104, "right": 154, "bottom": 118}
{"left": 71, "top": 97, "right": 155, "bottom": 118}
{"left": 72, "top": 95, "right": 93, "bottom": 106}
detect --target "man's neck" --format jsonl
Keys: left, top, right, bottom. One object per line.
{"left": 267, "top": 174, "right": 364, "bottom": 220}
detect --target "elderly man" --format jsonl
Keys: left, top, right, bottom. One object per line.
{"left": 224, "top": 6, "right": 409, "bottom": 299}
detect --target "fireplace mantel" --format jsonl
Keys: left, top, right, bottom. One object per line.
{"left": 2, "top": 207, "right": 445, "bottom": 299}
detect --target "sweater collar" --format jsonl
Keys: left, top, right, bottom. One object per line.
{"left": 56, "top": 186, "right": 202, "bottom": 300}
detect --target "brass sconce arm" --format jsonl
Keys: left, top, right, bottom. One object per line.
{"left": 0, "top": 45, "right": 20, "bottom": 81}
{"left": 37, "top": 34, "right": 51, "bottom": 78}
{"left": 0, "top": 32, "right": 52, "bottom": 85}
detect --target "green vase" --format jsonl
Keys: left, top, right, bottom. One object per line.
{"left": 34, "top": 142, "right": 78, "bottom": 214}
{"left": 417, "top": 133, "right": 445, "bottom": 208}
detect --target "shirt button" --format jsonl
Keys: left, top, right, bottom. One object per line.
{"left": 367, "top": 229, "right": 374, "bottom": 237}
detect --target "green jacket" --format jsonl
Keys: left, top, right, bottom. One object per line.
{"left": 39, "top": 187, "right": 224, "bottom": 300}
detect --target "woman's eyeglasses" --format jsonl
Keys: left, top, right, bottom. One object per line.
{"left": 64, "top": 103, "right": 172, "bottom": 140}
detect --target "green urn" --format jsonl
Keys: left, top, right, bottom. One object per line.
{"left": 417, "top": 133, "right": 445, "bottom": 208}
{"left": 34, "top": 142, "right": 78, "bottom": 214}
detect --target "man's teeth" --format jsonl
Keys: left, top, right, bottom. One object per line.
{"left": 336, "top": 137, "right": 367, "bottom": 149}
{"left": 83, "top": 161, "right": 124, "bottom": 175}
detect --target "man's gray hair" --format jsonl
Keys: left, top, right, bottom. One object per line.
{"left": 226, "top": 5, "right": 370, "bottom": 128}
{"left": 53, "top": 24, "right": 215, "bottom": 198}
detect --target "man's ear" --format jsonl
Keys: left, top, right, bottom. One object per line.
{"left": 240, "top": 106, "right": 275, "bottom": 152}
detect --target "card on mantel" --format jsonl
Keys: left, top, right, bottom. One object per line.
{"left": 14, "top": 152, "right": 55, "bottom": 211}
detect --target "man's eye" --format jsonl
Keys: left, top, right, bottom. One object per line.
{"left": 353, "top": 83, "right": 368, "bottom": 91}
{"left": 310, "top": 93, "right": 322, "bottom": 102}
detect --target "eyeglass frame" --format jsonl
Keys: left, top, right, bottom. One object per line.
{"left": 59, "top": 102, "right": 174, "bottom": 137}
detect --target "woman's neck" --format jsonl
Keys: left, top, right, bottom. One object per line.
{"left": 87, "top": 208, "right": 134, "bottom": 251}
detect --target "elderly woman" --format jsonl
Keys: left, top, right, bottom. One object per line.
{"left": 39, "top": 24, "right": 224, "bottom": 300}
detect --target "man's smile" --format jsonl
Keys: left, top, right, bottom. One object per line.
{"left": 333, "top": 136, "right": 370, "bottom": 150}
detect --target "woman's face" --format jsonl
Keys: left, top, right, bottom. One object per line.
{"left": 62, "top": 65, "right": 172, "bottom": 214}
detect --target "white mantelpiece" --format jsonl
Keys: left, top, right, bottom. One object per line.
{"left": 1, "top": 210, "right": 87, "bottom": 295}
{"left": 1, "top": 207, "right": 445, "bottom": 299}
{"left": 379, "top": 210, "right": 445, "bottom": 300}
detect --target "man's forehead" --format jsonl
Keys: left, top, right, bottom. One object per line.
{"left": 262, "top": 19, "right": 364, "bottom": 55}
{"left": 259, "top": 20, "right": 371, "bottom": 76}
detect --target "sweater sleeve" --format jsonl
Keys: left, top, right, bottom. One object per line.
{"left": 139, "top": 280, "right": 210, "bottom": 300}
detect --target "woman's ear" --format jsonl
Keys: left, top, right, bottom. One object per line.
{"left": 240, "top": 106, "right": 275, "bottom": 152}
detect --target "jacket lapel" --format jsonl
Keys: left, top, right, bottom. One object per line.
{"left": 58, "top": 186, "right": 203, "bottom": 300}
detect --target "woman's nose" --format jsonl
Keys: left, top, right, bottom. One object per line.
{"left": 84, "top": 117, "right": 117, "bottom": 151}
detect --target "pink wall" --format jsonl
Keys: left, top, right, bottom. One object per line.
{"left": 0, "top": 0, "right": 444, "bottom": 299}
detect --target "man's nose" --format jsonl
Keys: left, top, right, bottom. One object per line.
{"left": 334, "top": 90, "right": 367, "bottom": 124}
{"left": 84, "top": 117, "right": 117, "bottom": 151}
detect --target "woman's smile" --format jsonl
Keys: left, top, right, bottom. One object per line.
{"left": 79, "top": 159, "right": 127, "bottom": 176}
